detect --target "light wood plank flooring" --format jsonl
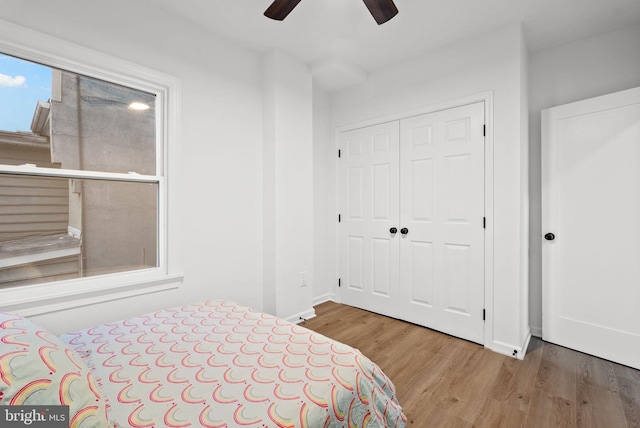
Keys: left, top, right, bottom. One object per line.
{"left": 300, "top": 301, "right": 640, "bottom": 427}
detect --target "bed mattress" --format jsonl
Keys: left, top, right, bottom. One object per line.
{"left": 59, "top": 300, "right": 406, "bottom": 427}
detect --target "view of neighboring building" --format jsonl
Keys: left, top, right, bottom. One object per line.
{"left": 0, "top": 65, "right": 157, "bottom": 288}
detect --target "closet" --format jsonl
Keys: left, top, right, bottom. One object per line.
{"left": 339, "top": 102, "right": 486, "bottom": 344}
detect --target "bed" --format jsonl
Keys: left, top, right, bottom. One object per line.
{"left": 0, "top": 300, "right": 406, "bottom": 427}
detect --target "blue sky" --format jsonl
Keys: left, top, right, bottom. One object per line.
{"left": 0, "top": 53, "right": 51, "bottom": 132}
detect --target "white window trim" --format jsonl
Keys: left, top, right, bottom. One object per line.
{"left": 0, "top": 19, "right": 183, "bottom": 316}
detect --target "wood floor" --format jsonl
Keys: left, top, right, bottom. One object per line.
{"left": 300, "top": 301, "right": 640, "bottom": 427}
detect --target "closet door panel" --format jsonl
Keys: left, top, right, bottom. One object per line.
{"left": 339, "top": 121, "right": 401, "bottom": 318}
{"left": 399, "top": 102, "right": 485, "bottom": 344}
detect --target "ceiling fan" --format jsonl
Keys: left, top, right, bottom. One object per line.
{"left": 264, "top": 0, "right": 399, "bottom": 25}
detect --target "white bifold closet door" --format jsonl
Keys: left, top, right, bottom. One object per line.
{"left": 340, "top": 102, "right": 485, "bottom": 344}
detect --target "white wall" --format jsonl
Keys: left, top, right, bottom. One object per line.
{"left": 528, "top": 23, "right": 640, "bottom": 336}
{"left": 312, "top": 85, "right": 337, "bottom": 305}
{"left": 262, "top": 51, "right": 315, "bottom": 322}
{"left": 327, "top": 25, "right": 531, "bottom": 356}
{"left": 0, "top": 1, "right": 266, "bottom": 333}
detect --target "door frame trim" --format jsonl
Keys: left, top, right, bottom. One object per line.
{"left": 334, "top": 91, "right": 495, "bottom": 349}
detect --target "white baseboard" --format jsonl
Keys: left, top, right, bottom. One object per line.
{"left": 285, "top": 307, "right": 316, "bottom": 324}
{"left": 520, "top": 332, "right": 532, "bottom": 360}
{"left": 313, "top": 292, "right": 336, "bottom": 306}
{"left": 284, "top": 292, "right": 337, "bottom": 325}
{"left": 530, "top": 325, "right": 542, "bottom": 338}
{"left": 489, "top": 330, "right": 532, "bottom": 360}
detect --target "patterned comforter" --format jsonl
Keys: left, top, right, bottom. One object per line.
{"left": 59, "top": 300, "right": 406, "bottom": 427}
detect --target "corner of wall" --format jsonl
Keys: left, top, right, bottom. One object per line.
{"left": 262, "top": 49, "right": 314, "bottom": 322}
{"left": 519, "top": 23, "right": 531, "bottom": 348}
{"left": 312, "top": 82, "right": 337, "bottom": 306}
{"left": 312, "top": 292, "right": 337, "bottom": 307}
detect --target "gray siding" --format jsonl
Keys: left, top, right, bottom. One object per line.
{"left": 0, "top": 175, "right": 69, "bottom": 241}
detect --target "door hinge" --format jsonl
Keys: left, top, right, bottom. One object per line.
{"left": 483, "top": 125, "right": 486, "bottom": 137}
{"left": 338, "top": 278, "right": 341, "bottom": 287}
{"left": 483, "top": 217, "right": 486, "bottom": 229}
{"left": 338, "top": 149, "right": 341, "bottom": 158}
{"left": 483, "top": 309, "right": 486, "bottom": 321}
{"left": 338, "top": 214, "right": 341, "bottom": 223}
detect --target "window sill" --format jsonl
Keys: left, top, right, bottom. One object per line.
{"left": 0, "top": 270, "right": 184, "bottom": 317}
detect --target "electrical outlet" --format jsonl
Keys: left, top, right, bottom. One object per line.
{"left": 300, "top": 271, "right": 308, "bottom": 287}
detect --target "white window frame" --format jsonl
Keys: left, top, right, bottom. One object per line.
{"left": 0, "top": 19, "right": 183, "bottom": 316}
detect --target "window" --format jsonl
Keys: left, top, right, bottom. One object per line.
{"left": 0, "top": 23, "right": 182, "bottom": 315}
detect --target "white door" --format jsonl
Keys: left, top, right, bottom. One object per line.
{"left": 339, "top": 121, "right": 401, "bottom": 318}
{"left": 542, "top": 87, "right": 640, "bottom": 369}
{"left": 399, "top": 103, "right": 485, "bottom": 344}
{"left": 339, "top": 102, "right": 485, "bottom": 344}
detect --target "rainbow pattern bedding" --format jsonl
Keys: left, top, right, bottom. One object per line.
{"left": 57, "top": 300, "right": 406, "bottom": 427}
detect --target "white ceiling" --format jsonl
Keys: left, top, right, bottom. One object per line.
{"left": 155, "top": 0, "right": 640, "bottom": 90}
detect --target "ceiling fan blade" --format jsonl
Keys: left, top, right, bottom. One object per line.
{"left": 264, "top": 0, "right": 303, "bottom": 20}
{"left": 362, "top": 0, "right": 398, "bottom": 25}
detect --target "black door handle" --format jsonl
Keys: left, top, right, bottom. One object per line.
{"left": 544, "top": 233, "right": 555, "bottom": 241}
{"left": 400, "top": 228, "right": 409, "bottom": 235}
{"left": 390, "top": 227, "right": 398, "bottom": 234}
